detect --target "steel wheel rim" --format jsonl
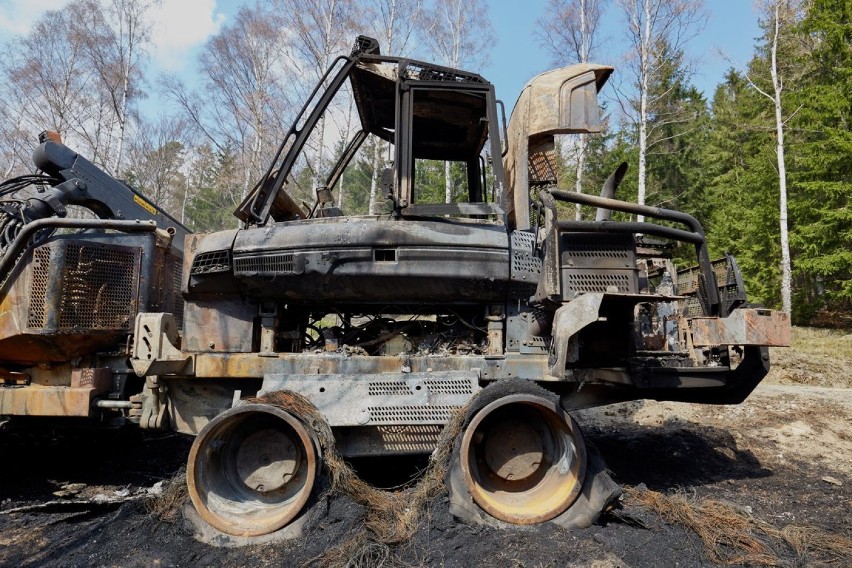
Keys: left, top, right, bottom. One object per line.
{"left": 460, "top": 393, "right": 587, "bottom": 524}
{"left": 187, "top": 404, "right": 318, "bottom": 537}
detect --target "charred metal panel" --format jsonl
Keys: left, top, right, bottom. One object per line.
{"left": 691, "top": 308, "right": 791, "bottom": 347}
{"left": 678, "top": 255, "right": 747, "bottom": 317}
{"left": 163, "top": 378, "right": 259, "bottom": 435}
{"left": 0, "top": 369, "right": 109, "bottom": 416}
{"left": 0, "top": 231, "right": 167, "bottom": 363}
{"left": 182, "top": 297, "right": 255, "bottom": 353}
{"left": 184, "top": 230, "right": 238, "bottom": 295}
{"left": 509, "top": 230, "right": 541, "bottom": 299}
{"left": 229, "top": 218, "right": 510, "bottom": 304}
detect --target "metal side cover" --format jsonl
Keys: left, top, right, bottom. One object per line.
{"left": 259, "top": 370, "right": 481, "bottom": 427}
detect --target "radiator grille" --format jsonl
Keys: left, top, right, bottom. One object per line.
{"left": 27, "top": 247, "right": 51, "bottom": 328}
{"left": 58, "top": 245, "right": 137, "bottom": 330}
{"left": 233, "top": 252, "right": 295, "bottom": 275}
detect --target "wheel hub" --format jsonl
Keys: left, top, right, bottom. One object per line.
{"left": 187, "top": 403, "right": 319, "bottom": 537}
{"left": 460, "top": 393, "right": 587, "bottom": 524}
{"left": 235, "top": 428, "right": 300, "bottom": 493}
{"left": 482, "top": 419, "right": 544, "bottom": 482}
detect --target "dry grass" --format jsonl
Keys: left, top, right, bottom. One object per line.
{"left": 250, "top": 391, "right": 466, "bottom": 567}
{"left": 629, "top": 487, "right": 852, "bottom": 566}
{"left": 765, "top": 327, "right": 852, "bottom": 388}
{"left": 146, "top": 468, "right": 188, "bottom": 523}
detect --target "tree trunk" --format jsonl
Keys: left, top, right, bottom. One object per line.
{"left": 769, "top": 4, "right": 792, "bottom": 314}
{"left": 574, "top": 133, "right": 587, "bottom": 220}
{"left": 444, "top": 161, "right": 452, "bottom": 203}
{"left": 369, "top": 140, "right": 382, "bottom": 215}
{"left": 636, "top": 0, "right": 651, "bottom": 223}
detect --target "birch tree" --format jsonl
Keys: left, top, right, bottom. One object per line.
{"left": 616, "top": 0, "right": 705, "bottom": 220}
{"left": 163, "top": 3, "right": 292, "bottom": 204}
{"left": 79, "top": 0, "right": 156, "bottom": 174}
{"left": 742, "top": 0, "right": 801, "bottom": 314}
{"left": 274, "top": 0, "right": 363, "bottom": 190}
{"left": 537, "top": 0, "right": 606, "bottom": 219}
{"left": 123, "top": 114, "right": 187, "bottom": 217}
{"left": 0, "top": 7, "right": 98, "bottom": 169}
{"left": 422, "top": 0, "right": 495, "bottom": 203}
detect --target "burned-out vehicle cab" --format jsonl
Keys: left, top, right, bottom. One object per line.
{"left": 132, "top": 36, "right": 790, "bottom": 538}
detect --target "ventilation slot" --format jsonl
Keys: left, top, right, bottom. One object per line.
{"left": 27, "top": 247, "right": 51, "bottom": 328}
{"left": 424, "top": 378, "right": 474, "bottom": 395}
{"left": 563, "top": 271, "right": 633, "bottom": 294}
{"left": 191, "top": 250, "right": 231, "bottom": 275}
{"left": 368, "top": 382, "right": 412, "bottom": 396}
{"left": 367, "top": 405, "right": 459, "bottom": 424}
{"left": 233, "top": 253, "right": 294, "bottom": 275}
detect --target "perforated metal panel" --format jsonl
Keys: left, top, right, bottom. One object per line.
{"left": 261, "top": 370, "right": 480, "bottom": 427}
{"left": 27, "top": 247, "right": 51, "bottom": 328}
{"left": 563, "top": 270, "right": 634, "bottom": 293}
{"left": 165, "top": 253, "right": 184, "bottom": 329}
{"left": 510, "top": 230, "right": 541, "bottom": 299}
{"left": 58, "top": 245, "right": 138, "bottom": 330}
{"left": 560, "top": 234, "right": 635, "bottom": 268}
{"left": 425, "top": 377, "right": 475, "bottom": 394}
{"left": 367, "top": 405, "right": 458, "bottom": 424}
{"left": 368, "top": 381, "right": 413, "bottom": 396}
{"left": 560, "top": 233, "right": 638, "bottom": 297}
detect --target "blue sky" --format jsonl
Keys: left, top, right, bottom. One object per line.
{"left": 483, "top": 0, "right": 763, "bottom": 108}
{"left": 0, "top": 0, "right": 764, "bottom": 115}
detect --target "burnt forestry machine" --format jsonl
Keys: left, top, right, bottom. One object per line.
{"left": 0, "top": 132, "right": 189, "bottom": 431}
{"left": 128, "top": 37, "right": 789, "bottom": 537}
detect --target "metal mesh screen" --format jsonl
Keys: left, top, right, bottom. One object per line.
{"left": 58, "top": 245, "right": 138, "bottom": 330}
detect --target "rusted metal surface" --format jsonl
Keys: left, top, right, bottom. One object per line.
{"left": 504, "top": 64, "right": 612, "bottom": 230}
{"left": 0, "top": 385, "right": 98, "bottom": 416}
{"left": 460, "top": 394, "right": 586, "bottom": 524}
{"left": 691, "top": 308, "right": 791, "bottom": 347}
{"left": 187, "top": 404, "right": 319, "bottom": 537}
{"left": 182, "top": 298, "right": 254, "bottom": 353}
{"left": 131, "top": 313, "right": 193, "bottom": 376}
{"left": 0, "top": 367, "right": 110, "bottom": 417}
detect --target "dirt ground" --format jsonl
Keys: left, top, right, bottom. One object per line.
{"left": 0, "top": 328, "right": 850, "bottom": 567}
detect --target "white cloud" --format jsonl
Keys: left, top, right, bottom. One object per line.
{"left": 0, "top": 0, "right": 72, "bottom": 36}
{"left": 149, "top": 0, "right": 226, "bottom": 71}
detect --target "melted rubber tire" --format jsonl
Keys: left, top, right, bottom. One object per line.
{"left": 446, "top": 380, "right": 622, "bottom": 529}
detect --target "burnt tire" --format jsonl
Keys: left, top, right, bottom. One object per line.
{"left": 447, "top": 380, "right": 621, "bottom": 529}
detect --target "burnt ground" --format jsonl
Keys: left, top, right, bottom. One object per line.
{"left": 0, "top": 380, "right": 850, "bottom": 566}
